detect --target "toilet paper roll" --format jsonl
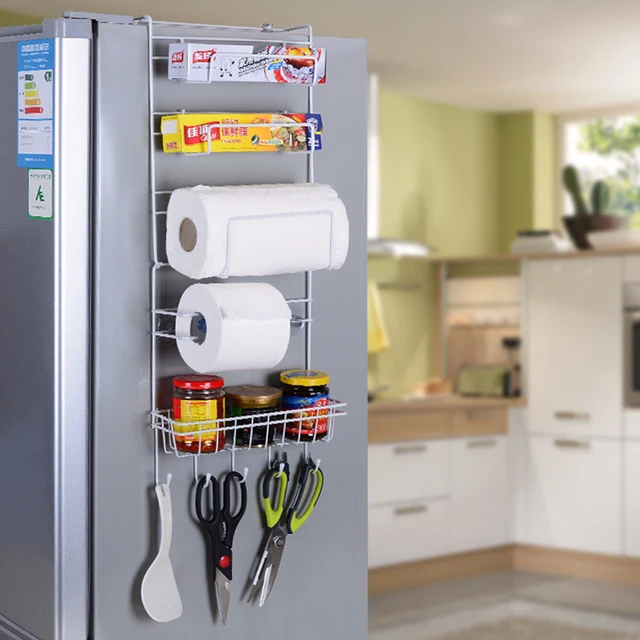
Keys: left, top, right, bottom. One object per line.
{"left": 166, "top": 183, "right": 349, "bottom": 279}
{"left": 175, "top": 282, "right": 291, "bottom": 373}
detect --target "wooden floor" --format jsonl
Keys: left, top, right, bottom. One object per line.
{"left": 369, "top": 547, "right": 513, "bottom": 595}
{"left": 370, "top": 545, "right": 640, "bottom": 596}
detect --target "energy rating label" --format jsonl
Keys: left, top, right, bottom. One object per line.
{"left": 17, "top": 39, "right": 54, "bottom": 169}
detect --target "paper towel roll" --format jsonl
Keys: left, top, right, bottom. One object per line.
{"left": 166, "top": 183, "right": 349, "bottom": 279}
{"left": 176, "top": 283, "right": 291, "bottom": 373}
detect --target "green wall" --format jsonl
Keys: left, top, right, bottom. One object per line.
{"left": 0, "top": 11, "right": 39, "bottom": 26}
{"left": 497, "top": 114, "right": 534, "bottom": 253}
{"left": 533, "top": 112, "right": 557, "bottom": 231}
{"left": 376, "top": 92, "right": 501, "bottom": 256}
{"left": 369, "top": 92, "right": 502, "bottom": 397}
{"left": 369, "top": 92, "right": 557, "bottom": 399}
{"left": 497, "top": 112, "right": 558, "bottom": 252}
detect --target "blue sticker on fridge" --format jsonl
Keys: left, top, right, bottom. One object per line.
{"left": 17, "top": 39, "right": 55, "bottom": 169}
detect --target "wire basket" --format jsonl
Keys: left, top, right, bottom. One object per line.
{"left": 151, "top": 399, "right": 347, "bottom": 458}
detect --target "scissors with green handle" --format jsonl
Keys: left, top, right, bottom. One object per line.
{"left": 247, "top": 453, "right": 324, "bottom": 607}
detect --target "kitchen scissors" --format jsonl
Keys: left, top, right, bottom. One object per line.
{"left": 247, "top": 453, "right": 324, "bottom": 607}
{"left": 195, "top": 471, "right": 247, "bottom": 624}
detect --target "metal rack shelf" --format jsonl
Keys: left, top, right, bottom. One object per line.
{"left": 152, "top": 400, "right": 347, "bottom": 458}
{"left": 139, "top": 15, "right": 346, "bottom": 483}
{"left": 147, "top": 21, "right": 323, "bottom": 86}
{"left": 153, "top": 302, "right": 311, "bottom": 345}
{"left": 154, "top": 118, "right": 321, "bottom": 155}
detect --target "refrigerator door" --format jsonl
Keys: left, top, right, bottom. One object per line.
{"left": 92, "top": 20, "right": 367, "bottom": 640}
{"left": 0, "top": 23, "right": 91, "bottom": 640}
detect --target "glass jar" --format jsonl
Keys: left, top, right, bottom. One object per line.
{"left": 280, "top": 370, "right": 330, "bottom": 442}
{"left": 225, "top": 385, "right": 283, "bottom": 448}
{"left": 172, "top": 375, "right": 225, "bottom": 454}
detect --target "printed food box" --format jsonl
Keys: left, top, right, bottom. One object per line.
{"left": 161, "top": 113, "right": 323, "bottom": 154}
{"left": 168, "top": 43, "right": 326, "bottom": 85}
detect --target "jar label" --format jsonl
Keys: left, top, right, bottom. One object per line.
{"left": 173, "top": 398, "right": 221, "bottom": 442}
{"left": 281, "top": 395, "right": 330, "bottom": 434}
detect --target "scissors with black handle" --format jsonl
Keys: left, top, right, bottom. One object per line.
{"left": 195, "top": 471, "right": 247, "bottom": 624}
{"left": 247, "top": 453, "right": 324, "bottom": 607}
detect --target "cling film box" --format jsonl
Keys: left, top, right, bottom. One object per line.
{"left": 168, "top": 43, "right": 326, "bottom": 84}
{"left": 161, "top": 113, "right": 323, "bottom": 154}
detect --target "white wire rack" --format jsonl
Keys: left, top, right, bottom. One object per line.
{"left": 138, "top": 16, "right": 343, "bottom": 483}
{"left": 152, "top": 400, "right": 347, "bottom": 458}
{"left": 160, "top": 49, "right": 324, "bottom": 85}
{"left": 156, "top": 118, "right": 322, "bottom": 155}
{"left": 150, "top": 21, "right": 324, "bottom": 86}
{"left": 152, "top": 301, "right": 311, "bottom": 343}
{"left": 155, "top": 208, "right": 337, "bottom": 279}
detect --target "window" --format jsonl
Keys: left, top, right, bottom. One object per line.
{"left": 562, "top": 110, "right": 640, "bottom": 219}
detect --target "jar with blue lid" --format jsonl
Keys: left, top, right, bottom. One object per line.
{"left": 280, "top": 370, "right": 330, "bottom": 441}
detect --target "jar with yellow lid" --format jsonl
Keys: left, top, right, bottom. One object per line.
{"left": 173, "top": 375, "right": 225, "bottom": 454}
{"left": 226, "top": 385, "right": 283, "bottom": 448}
{"left": 280, "top": 370, "right": 330, "bottom": 441}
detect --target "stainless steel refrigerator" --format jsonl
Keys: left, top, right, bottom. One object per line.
{"left": 0, "top": 13, "right": 367, "bottom": 640}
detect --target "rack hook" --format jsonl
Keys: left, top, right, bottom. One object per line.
{"left": 229, "top": 448, "right": 248, "bottom": 483}
{"left": 162, "top": 473, "right": 172, "bottom": 496}
{"left": 204, "top": 473, "right": 212, "bottom": 489}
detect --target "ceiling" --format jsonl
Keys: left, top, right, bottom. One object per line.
{"left": 6, "top": 0, "right": 640, "bottom": 113}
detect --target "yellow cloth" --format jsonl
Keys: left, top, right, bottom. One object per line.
{"left": 368, "top": 282, "right": 390, "bottom": 354}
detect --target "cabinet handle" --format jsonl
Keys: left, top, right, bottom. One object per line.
{"left": 393, "top": 444, "right": 427, "bottom": 455}
{"left": 467, "top": 411, "right": 496, "bottom": 421}
{"left": 554, "top": 411, "right": 590, "bottom": 421}
{"left": 554, "top": 439, "right": 590, "bottom": 450}
{"left": 467, "top": 439, "right": 497, "bottom": 449}
{"left": 394, "top": 505, "right": 428, "bottom": 517}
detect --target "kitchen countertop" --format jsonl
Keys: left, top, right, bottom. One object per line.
{"left": 369, "top": 395, "right": 527, "bottom": 414}
{"left": 368, "top": 395, "right": 526, "bottom": 443}
{"left": 430, "top": 246, "right": 640, "bottom": 265}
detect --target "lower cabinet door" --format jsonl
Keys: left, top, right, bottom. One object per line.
{"left": 625, "top": 442, "right": 640, "bottom": 557}
{"left": 450, "top": 436, "right": 510, "bottom": 554}
{"left": 368, "top": 440, "right": 450, "bottom": 506}
{"left": 368, "top": 499, "right": 449, "bottom": 568}
{"left": 527, "top": 436, "right": 622, "bottom": 555}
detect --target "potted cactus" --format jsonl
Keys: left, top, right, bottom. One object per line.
{"left": 562, "top": 165, "right": 624, "bottom": 249}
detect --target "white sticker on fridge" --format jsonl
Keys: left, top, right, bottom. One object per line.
{"left": 28, "top": 169, "right": 53, "bottom": 219}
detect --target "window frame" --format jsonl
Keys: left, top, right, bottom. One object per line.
{"left": 556, "top": 104, "right": 640, "bottom": 225}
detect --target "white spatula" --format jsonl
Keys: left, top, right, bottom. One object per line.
{"left": 141, "top": 477, "right": 183, "bottom": 623}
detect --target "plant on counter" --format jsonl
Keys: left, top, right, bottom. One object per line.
{"left": 562, "top": 165, "right": 590, "bottom": 216}
{"left": 561, "top": 164, "right": 624, "bottom": 250}
{"left": 562, "top": 165, "right": 612, "bottom": 216}
{"left": 591, "top": 179, "right": 611, "bottom": 216}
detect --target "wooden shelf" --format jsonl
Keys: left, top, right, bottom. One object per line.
{"left": 369, "top": 395, "right": 527, "bottom": 415}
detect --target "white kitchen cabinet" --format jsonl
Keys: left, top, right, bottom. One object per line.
{"left": 450, "top": 436, "right": 510, "bottom": 554}
{"left": 624, "top": 256, "right": 640, "bottom": 283}
{"left": 368, "top": 499, "right": 450, "bottom": 568}
{"left": 624, "top": 409, "right": 640, "bottom": 440}
{"left": 624, "top": 442, "right": 640, "bottom": 557}
{"left": 509, "top": 408, "right": 529, "bottom": 544}
{"left": 527, "top": 436, "right": 622, "bottom": 555}
{"left": 527, "top": 257, "right": 623, "bottom": 438}
{"left": 368, "top": 440, "right": 450, "bottom": 506}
